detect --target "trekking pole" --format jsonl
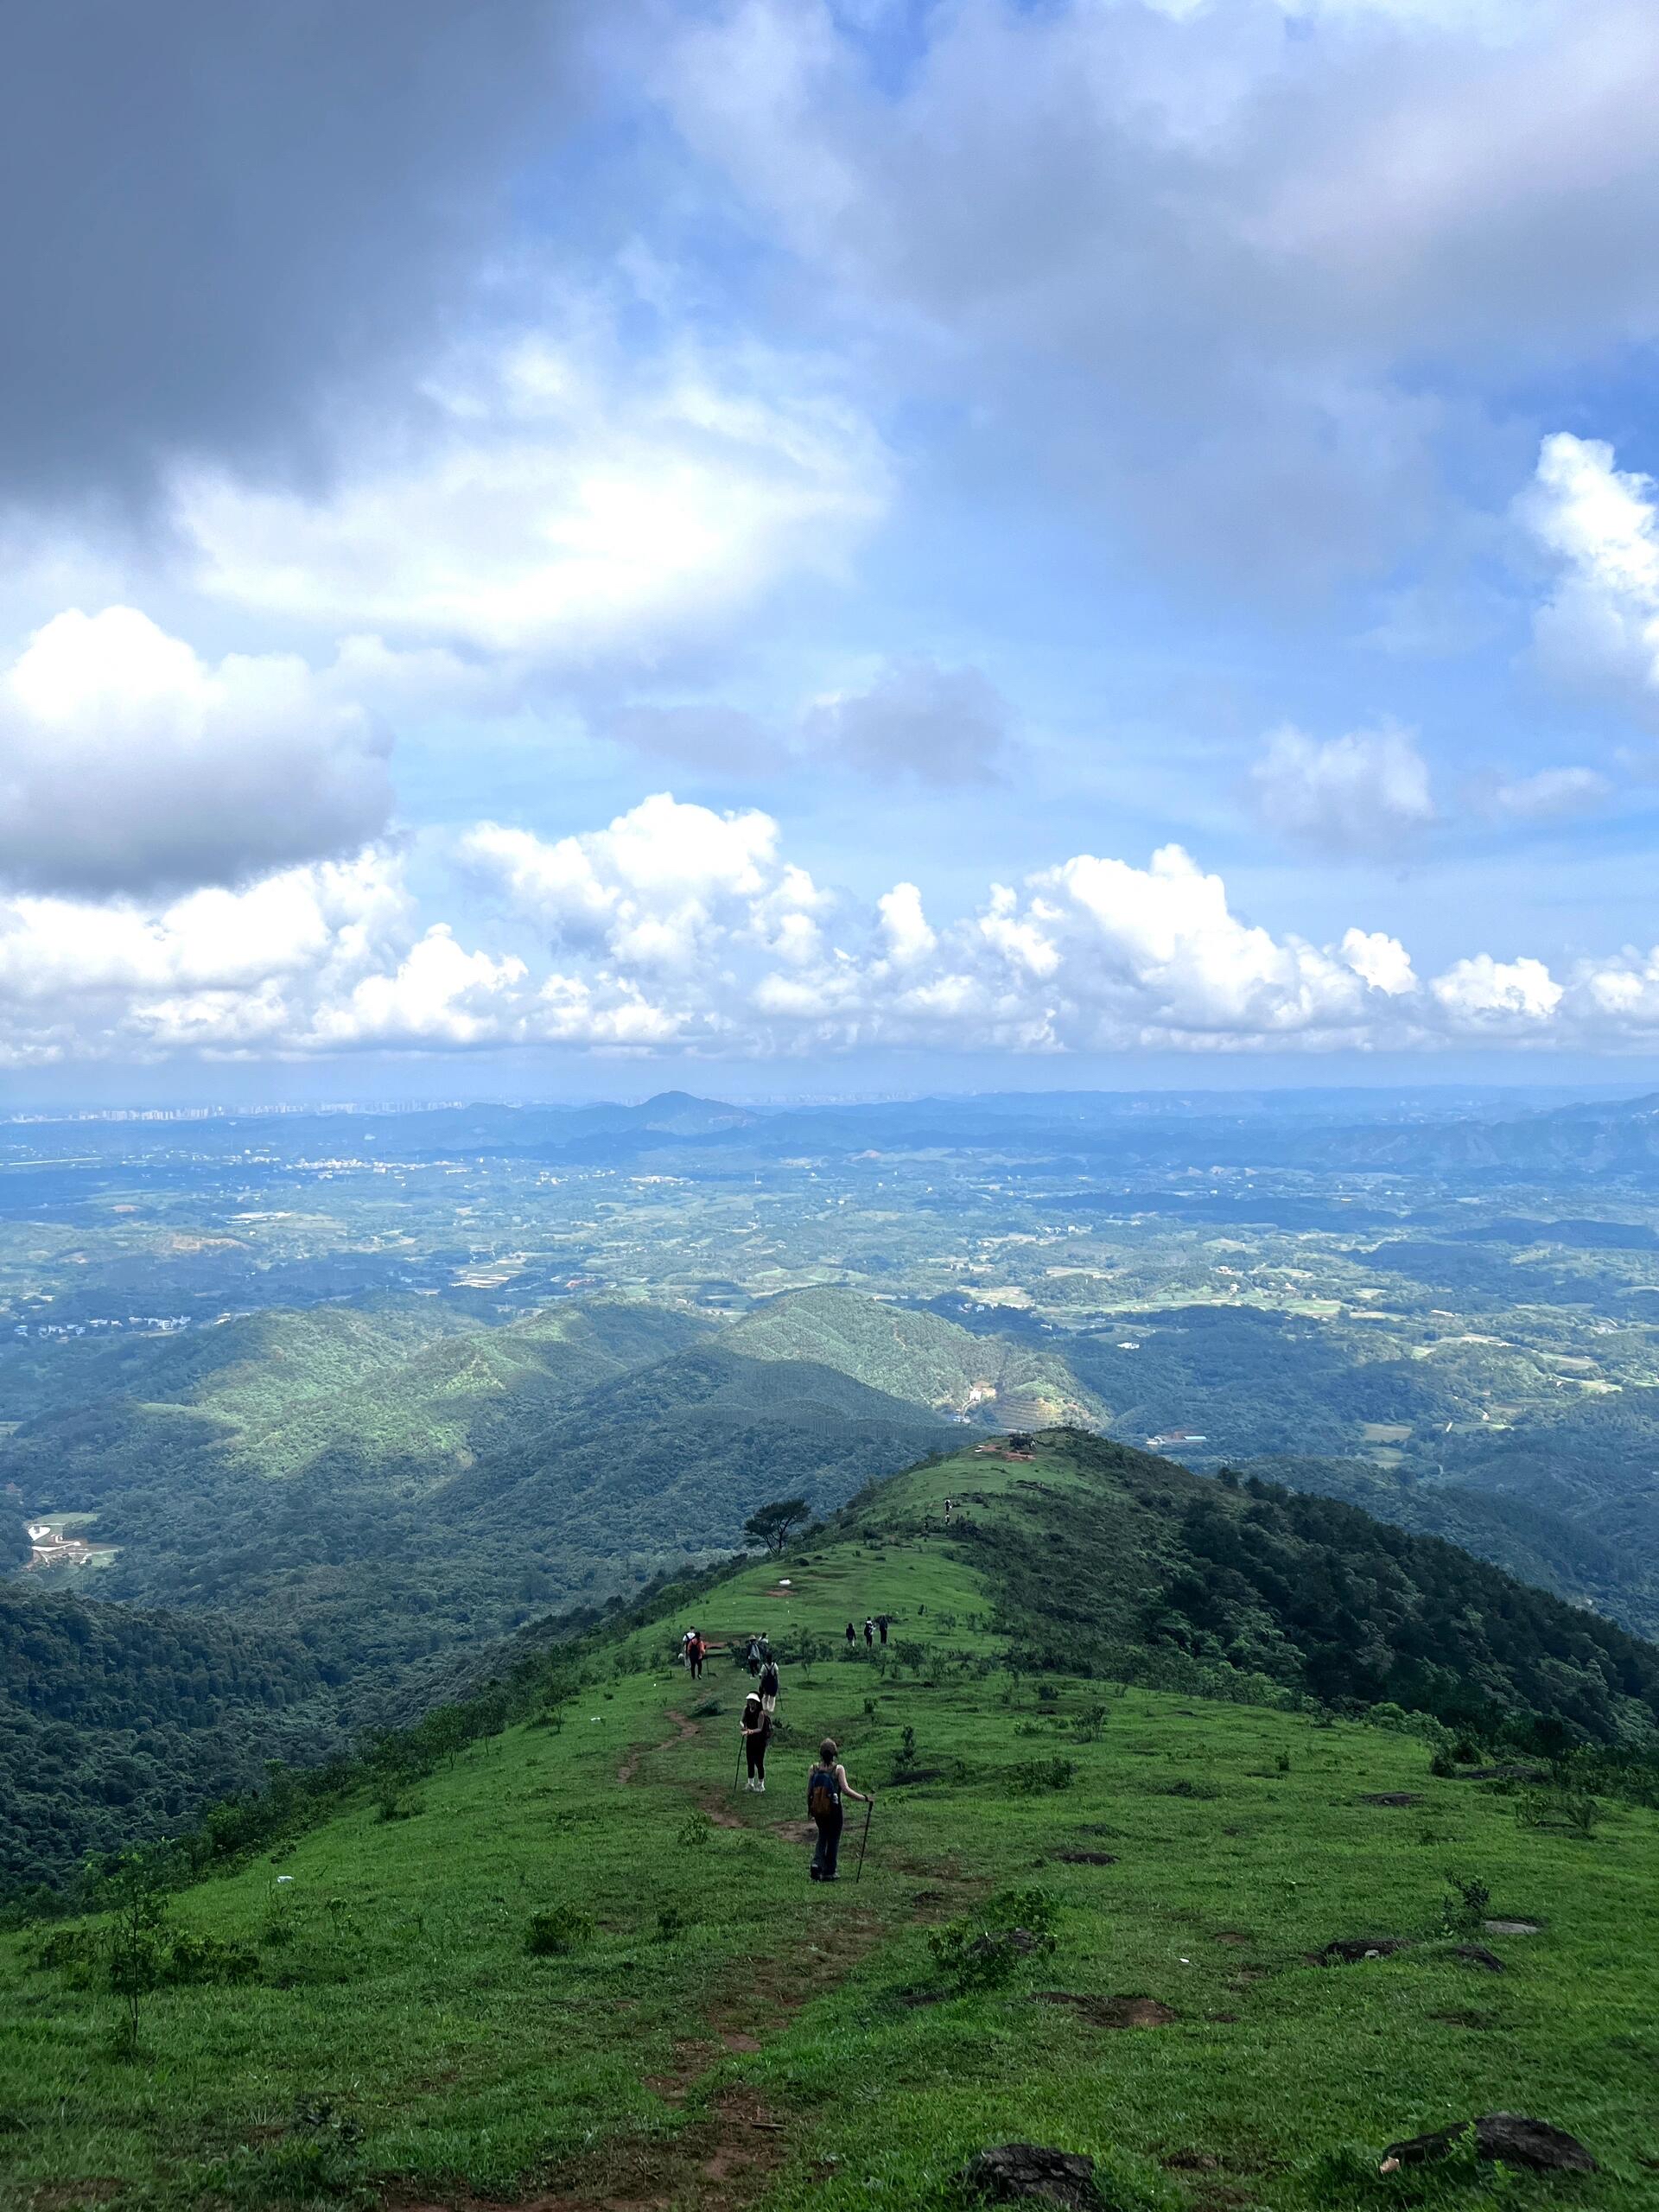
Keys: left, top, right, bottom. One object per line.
{"left": 734, "top": 1735, "right": 744, "bottom": 1794}
{"left": 854, "top": 1799, "right": 874, "bottom": 1883}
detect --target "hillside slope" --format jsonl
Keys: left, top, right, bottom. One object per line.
{"left": 0, "top": 1585, "right": 330, "bottom": 1897}
{"left": 728, "top": 1286, "right": 1103, "bottom": 1427}
{"left": 3, "top": 1432, "right": 1656, "bottom": 2210}
{"left": 1244, "top": 1452, "right": 1659, "bottom": 1643}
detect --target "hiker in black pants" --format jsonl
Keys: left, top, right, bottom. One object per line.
{"left": 845, "top": 1621, "right": 855, "bottom": 1647}
{"left": 746, "top": 1636, "right": 761, "bottom": 1677}
{"left": 877, "top": 1616, "right": 889, "bottom": 1646}
{"left": 689, "top": 1633, "right": 705, "bottom": 1681}
{"left": 863, "top": 1617, "right": 874, "bottom": 1648}
{"left": 741, "top": 1690, "right": 771, "bottom": 1791}
{"left": 807, "top": 1738, "right": 871, "bottom": 1883}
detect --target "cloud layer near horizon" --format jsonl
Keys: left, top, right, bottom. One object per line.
{"left": 3, "top": 793, "right": 1657, "bottom": 1069}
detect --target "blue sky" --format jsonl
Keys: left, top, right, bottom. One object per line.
{"left": 7, "top": 0, "right": 1659, "bottom": 1098}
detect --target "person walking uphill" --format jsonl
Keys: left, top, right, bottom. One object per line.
{"left": 689, "top": 1632, "right": 706, "bottom": 1681}
{"left": 741, "top": 1689, "right": 772, "bottom": 1790}
{"left": 807, "top": 1738, "right": 871, "bottom": 1883}
{"left": 845, "top": 1621, "right": 855, "bottom": 1647}
{"left": 759, "top": 1652, "right": 780, "bottom": 1717}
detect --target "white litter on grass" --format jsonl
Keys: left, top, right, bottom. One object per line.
{"left": 276, "top": 1876, "right": 294, "bottom": 1885}
{"left": 779, "top": 1579, "right": 791, "bottom": 1587}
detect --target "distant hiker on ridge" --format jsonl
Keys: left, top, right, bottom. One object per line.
{"left": 878, "top": 1616, "right": 889, "bottom": 1646}
{"left": 688, "top": 1631, "right": 706, "bottom": 1681}
{"left": 741, "top": 1688, "right": 771, "bottom": 1791}
{"left": 845, "top": 1621, "right": 855, "bottom": 1647}
{"left": 807, "top": 1738, "right": 872, "bottom": 1883}
{"left": 746, "top": 1636, "right": 762, "bottom": 1676}
{"left": 759, "top": 1651, "right": 780, "bottom": 1717}
{"left": 863, "top": 1617, "right": 874, "bottom": 1648}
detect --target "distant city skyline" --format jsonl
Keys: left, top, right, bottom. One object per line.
{"left": 6, "top": 3, "right": 1659, "bottom": 1094}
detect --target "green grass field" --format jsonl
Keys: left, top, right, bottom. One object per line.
{"left": 3, "top": 1440, "right": 1656, "bottom": 2210}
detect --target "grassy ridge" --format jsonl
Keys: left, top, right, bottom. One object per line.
{"left": 3, "top": 1437, "right": 1656, "bottom": 2209}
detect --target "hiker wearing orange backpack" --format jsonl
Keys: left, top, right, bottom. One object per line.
{"left": 806, "top": 1738, "right": 872, "bottom": 1883}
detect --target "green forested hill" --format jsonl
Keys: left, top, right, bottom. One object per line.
{"left": 944, "top": 1433, "right": 1659, "bottom": 1744}
{"left": 6, "top": 1294, "right": 1084, "bottom": 1681}
{"left": 4, "top": 1429, "right": 1656, "bottom": 2210}
{"left": 728, "top": 1286, "right": 1104, "bottom": 1426}
{"left": 1243, "top": 1452, "right": 1659, "bottom": 1643}
{"left": 0, "top": 1585, "right": 329, "bottom": 1897}
{"left": 8, "top": 1311, "right": 949, "bottom": 1686}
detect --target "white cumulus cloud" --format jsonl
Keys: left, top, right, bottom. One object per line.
{"left": 176, "top": 337, "right": 888, "bottom": 658}
{"left": 1523, "top": 431, "right": 1659, "bottom": 710}
{"left": 15, "top": 796, "right": 1659, "bottom": 1067}
{"left": 0, "top": 607, "right": 392, "bottom": 895}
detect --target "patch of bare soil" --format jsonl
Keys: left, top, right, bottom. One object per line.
{"left": 1052, "top": 1850, "right": 1118, "bottom": 1866}
{"left": 1359, "top": 1792, "right": 1423, "bottom": 1808}
{"left": 1033, "top": 1991, "right": 1178, "bottom": 2028}
{"left": 617, "top": 1709, "right": 700, "bottom": 1786}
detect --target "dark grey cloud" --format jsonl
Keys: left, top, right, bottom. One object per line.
{"left": 0, "top": 1, "right": 582, "bottom": 508}
{"left": 803, "top": 657, "right": 1012, "bottom": 785}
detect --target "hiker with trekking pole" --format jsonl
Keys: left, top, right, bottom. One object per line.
{"left": 806, "top": 1738, "right": 873, "bottom": 1883}
{"left": 740, "top": 1688, "right": 772, "bottom": 1792}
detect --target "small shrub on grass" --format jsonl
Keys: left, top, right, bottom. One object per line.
{"left": 1164, "top": 1777, "right": 1221, "bottom": 1801}
{"left": 1073, "top": 1704, "right": 1108, "bottom": 1744}
{"left": 36, "top": 1925, "right": 101, "bottom": 1982}
{"left": 165, "top": 1931, "right": 259, "bottom": 1986}
{"left": 676, "top": 1809, "right": 712, "bottom": 1851}
{"left": 927, "top": 1885, "right": 1059, "bottom": 1993}
{"left": 1516, "top": 1787, "right": 1601, "bottom": 1836}
{"left": 655, "top": 1903, "right": 693, "bottom": 1943}
{"left": 1428, "top": 1746, "right": 1457, "bottom": 1778}
{"left": 1274, "top": 1748, "right": 1292, "bottom": 1774}
{"left": 1007, "top": 1757, "right": 1077, "bottom": 1795}
{"left": 1440, "top": 1871, "right": 1491, "bottom": 1935}
{"left": 525, "top": 1904, "right": 593, "bottom": 1957}
{"left": 689, "top": 1698, "right": 722, "bottom": 1719}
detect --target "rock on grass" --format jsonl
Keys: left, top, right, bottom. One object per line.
{"left": 1380, "top": 2114, "right": 1596, "bottom": 2175}
{"left": 962, "top": 2142, "right": 1104, "bottom": 2208}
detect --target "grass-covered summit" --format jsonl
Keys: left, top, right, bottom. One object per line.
{"left": 4, "top": 1430, "right": 1656, "bottom": 2211}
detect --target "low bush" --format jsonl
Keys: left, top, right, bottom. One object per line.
{"left": 525, "top": 1904, "right": 593, "bottom": 1957}
{"left": 1007, "top": 1758, "right": 1077, "bottom": 1795}
{"left": 926, "top": 1885, "right": 1060, "bottom": 1994}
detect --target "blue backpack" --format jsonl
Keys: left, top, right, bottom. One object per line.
{"left": 808, "top": 1765, "right": 841, "bottom": 1821}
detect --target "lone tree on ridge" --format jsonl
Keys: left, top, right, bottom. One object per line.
{"left": 743, "top": 1497, "right": 812, "bottom": 1555}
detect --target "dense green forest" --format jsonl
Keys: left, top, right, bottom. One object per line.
{"left": 0, "top": 1585, "right": 330, "bottom": 1897}
{"left": 1245, "top": 1452, "right": 1659, "bottom": 1640}
{"left": 960, "top": 1431, "right": 1659, "bottom": 1746}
